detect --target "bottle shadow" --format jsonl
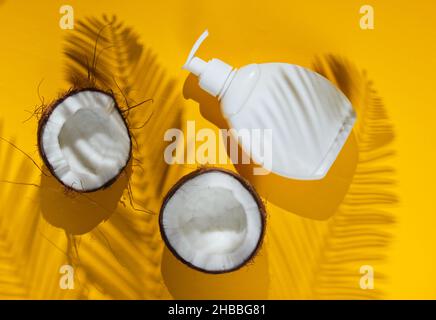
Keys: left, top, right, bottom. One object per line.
{"left": 39, "top": 162, "right": 131, "bottom": 235}
{"left": 182, "top": 73, "right": 358, "bottom": 220}
{"left": 161, "top": 246, "right": 269, "bottom": 299}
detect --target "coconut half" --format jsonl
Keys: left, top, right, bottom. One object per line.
{"left": 159, "top": 168, "right": 266, "bottom": 273}
{"left": 38, "top": 88, "right": 131, "bottom": 192}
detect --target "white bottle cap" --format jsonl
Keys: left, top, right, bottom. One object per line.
{"left": 183, "top": 30, "right": 234, "bottom": 97}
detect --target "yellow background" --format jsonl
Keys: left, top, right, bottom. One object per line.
{"left": 0, "top": 0, "right": 435, "bottom": 299}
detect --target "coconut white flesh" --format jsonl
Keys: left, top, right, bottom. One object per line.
{"left": 41, "top": 90, "right": 130, "bottom": 191}
{"left": 161, "top": 171, "right": 263, "bottom": 272}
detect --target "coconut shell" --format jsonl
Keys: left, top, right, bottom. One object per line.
{"left": 37, "top": 87, "right": 132, "bottom": 193}
{"left": 159, "top": 167, "right": 266, "bottom": 274}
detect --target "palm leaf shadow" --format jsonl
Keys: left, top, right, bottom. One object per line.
{"left": 0, "top": 121, "right": 30, "bottom": 299}
{"left": 268, "top": 56, "right": 397, "bottom": 299}
{"left": 59, "top": 15, "right": 184, "bottom": 298}
{"left": 0, "top": 120, "right": 77, "bottom": 299}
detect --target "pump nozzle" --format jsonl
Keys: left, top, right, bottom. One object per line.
{"left": 182, "top": 29, "right": 234, "bottom": 97}
{"left": 183, "top": 30, "right": 209, "bottom": 75}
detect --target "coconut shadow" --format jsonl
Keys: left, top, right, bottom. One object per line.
{"left": 161, "top": 246, "right": 269, "bottom": 299}
{"left": 182, "top": 73, "right": 358, "bottom": 220}
{"left": 39, "top": 162, "right": 131, "bottom": 235}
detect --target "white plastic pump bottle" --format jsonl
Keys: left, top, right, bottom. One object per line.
{"left": 183, "top": 30, "right": 356, "bottom": 180}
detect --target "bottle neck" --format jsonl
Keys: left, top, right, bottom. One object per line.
{"left": 218, "top": 69, "right": 237, "bottom": 100}
{"left": 197, "top": 58, "right": 234, "bottom": 97}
